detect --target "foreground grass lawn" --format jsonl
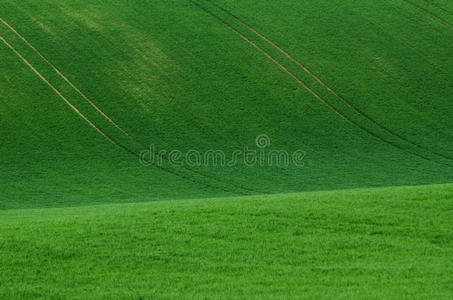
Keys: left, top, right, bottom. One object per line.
{"left": 1, "top": 184, "right": 452, "bottom": 299}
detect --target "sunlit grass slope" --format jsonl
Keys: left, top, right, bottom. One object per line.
{"left": 1, "top": 0, "right": 452, "bottom": 209}
{"left": 1, "top": 184, "right": 453, "bottom": 298}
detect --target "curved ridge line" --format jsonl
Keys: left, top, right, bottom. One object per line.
{"left": 207, "top": 1, "right": 453, "bottom": 161}
{"left": 189, "top": 0, "right": 452, "bottom": 166}
{"left": 0, "top": 17, "right": 130, "bottom": 137}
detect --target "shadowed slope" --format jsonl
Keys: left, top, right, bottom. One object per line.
{"left": 1, "top": 0, "right": 452, "bottom": 209}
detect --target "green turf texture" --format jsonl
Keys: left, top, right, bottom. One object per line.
{"left": 1, "top": 0, "right": 452, "bottom": 298}
{"left": 1, "top": 184, "right": 453, "bottom": 299}
{"left": 1, "top": 0, "right": 453, "bottom": 209}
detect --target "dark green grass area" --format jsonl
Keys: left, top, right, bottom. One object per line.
{"left": 1, "top": 0, "right": 453, "bottom": 209}
{"left": 1, "top": 184, "right": 453, "bottom": 299}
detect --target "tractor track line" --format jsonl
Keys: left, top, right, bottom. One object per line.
{"left": 1, "top": 18, "right": 260, "bottom": 195}
{"left": 0, "top": 34, "right": 242, "bottom": 195}
{"left": 188, "top": 0, "right": 346, "bottom": 120}
{"left": 0, "top": 17, "right": 131, "bottom": 138}
{"left": 401, "top": 0, "right": 453, "bottom": 27}
{"left": 0, "top": 35, "right": 119, "bottom": 147}
{"left": 189, "top": 0, "right": 453, "bottom": 167}
{"left": 422, "top": 0, "right": 453, "bottom": 15}
{"left": 206, "top": 0, "right": 453, "bottom": 162}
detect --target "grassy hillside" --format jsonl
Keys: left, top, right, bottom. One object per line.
{"left": 1, "top": 184, "right": 453, "bottom": 298}
{"left": 1, "top": 0, "right": 453, "bottom": 209}
{"left": 1, "top": 1, "right": 452, "bottom": 298}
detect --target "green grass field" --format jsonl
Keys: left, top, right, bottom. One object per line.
{"left": 1, "top": 184, "right": 453, "bottom": 299}
{"left": 1, "top": 0, "right": 452, "bottom": 298}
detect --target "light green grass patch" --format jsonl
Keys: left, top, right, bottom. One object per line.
{"left": 1, "top": 184, "right": 452, "bottom": 299}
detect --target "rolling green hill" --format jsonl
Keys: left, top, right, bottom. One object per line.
{"left": 1, "top": 0, "right": 452, "bottom": 298}
{"left": 1, "top": 0, "right": 453, "bottom": 209}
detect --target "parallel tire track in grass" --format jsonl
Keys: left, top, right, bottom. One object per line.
{"left": 2, "top": 0, "right": 453, "bottom": 209}
{"left": 0, "top": 18, "right": 260, "bottom": 195}
{"left": 189, "top": 0, "right": 453, "bottom": 167}
{"left": 401, "top": 0, "right": 453, "bottom": 27}
{"left": 0, "top": 18, "right": 131, "bottom": 138}
{"left": 0, "top": 34, "right": 240, "bottom": 195}
{"left": 422, "top": 0, "right": 453, "bottom": 15}
{"left": 205, "top": 0, "right": 453, "bottom": 163}
{"left": 0, "top": 35, "right": 119, "bottom": 146}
